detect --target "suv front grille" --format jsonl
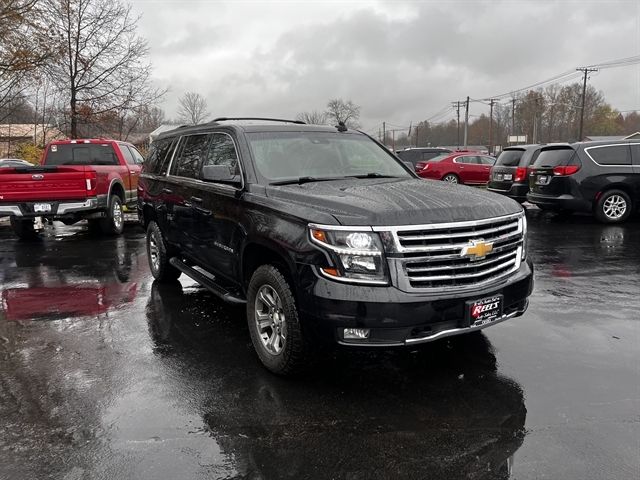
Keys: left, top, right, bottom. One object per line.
{"left": 379, "top": 213, "right": 525, "bottom": 291}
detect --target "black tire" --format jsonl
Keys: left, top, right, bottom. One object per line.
{"left": 246, "top": 265, "right": 310, "bottom": 375}
{"left": 99, "top": 194, "right": 124, "bottom": 235}
{"left": 595, "top": 189, "right": 632, "bottom": 224}
{"left": 146, "top": 221, "right": 181, "bottom": 281}
{"left": 442, "top": 173, "right": 460, "bottom": 184}
{"left": 10, "top": 217, "right": 39, "bottom": 240}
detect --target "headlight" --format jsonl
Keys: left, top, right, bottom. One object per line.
{"left": 309, "top": 226, "right": 388, "bottom": 284}
{"left": 520, "top": 213, "right": 527, "bottom": 260}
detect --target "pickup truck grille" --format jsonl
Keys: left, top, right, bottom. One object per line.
{"left": 381, "top": 213, "right": 525, "bottom": 292}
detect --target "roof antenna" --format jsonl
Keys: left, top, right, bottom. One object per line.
{"left": 336, "top": 121, "right": 348, "bottom": 132}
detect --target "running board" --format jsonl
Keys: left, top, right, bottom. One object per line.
{"left": 169, "top": 257, "right": 246, "bottom": 305}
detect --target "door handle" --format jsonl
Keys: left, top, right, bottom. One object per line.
{"left": 162, "top": 188, "right": 173, "bottom": 194}
{"left": 194, "top": 206, "right": 212, "bottom": 216}
{"left": 190, "top": 196, "right": 203, "bottom": 203}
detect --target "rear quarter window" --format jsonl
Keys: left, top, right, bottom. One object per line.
{"left": 144, "top": 138, "right": 175, "bottom": 175}
{"left": 586, "top": 145, "right": 631, "bottom": 166}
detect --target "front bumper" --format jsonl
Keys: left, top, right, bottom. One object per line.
{"left": 299, "top": 259, "right": 534, "bottom": 347}
{"left": 0, "top": 198, "right": 100, "bottom": 218}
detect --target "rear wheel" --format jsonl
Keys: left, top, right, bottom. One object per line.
{"left": 595, "top": 189, "right": 632, "bottom": 224}
{"left": 247, "top": 265, "right": 310, "bottom": 375}
{"left": 442, "top": 173, "right": 460, "bottom": 184}
{"left": 99, "top": 194, "right": 124, "bottom": 235}
{"left": 10, "top": 217, "right": 39, "bottom": 240}
{"left": 146, "top": 221, "right": 181, "bottom": 281}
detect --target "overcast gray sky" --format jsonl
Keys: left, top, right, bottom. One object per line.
{"left": 130, "top": 0, "right": 640, "bottom": 133}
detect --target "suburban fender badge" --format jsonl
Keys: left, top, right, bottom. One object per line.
{"left": 31, "top": 174, "right": 44, "bottom": 180}
{"left": 460, "top": 239, "right": 494, "bottom": 261}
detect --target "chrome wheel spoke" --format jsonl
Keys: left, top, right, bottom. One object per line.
{"left": 255, "top": 284, "right": 286, "bottom": 355}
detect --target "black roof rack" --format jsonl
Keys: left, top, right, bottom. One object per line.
{"left": 210, "top": 117, "right": 306, "bottom": 125}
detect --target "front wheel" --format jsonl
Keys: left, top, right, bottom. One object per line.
{"left": 442, "top": 173, "right": 460, "bottom": 184}
{"left": 10, "top": 217, "right": 39, "bottom": 240}
{"left": 99, "top": 195, "right": 124, "bottom": 235}
{"left": 246, "top": 265, "right": 310, "bottom": 375}
{"left": 595, "top": 189, "right": 632, "bottom": 224}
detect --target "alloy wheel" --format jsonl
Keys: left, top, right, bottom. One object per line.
{"left": 603, "top": 194, "right": 627, "bottom": 220}
{"left": 254, "top": 285, "right": 287, "bottom": 355}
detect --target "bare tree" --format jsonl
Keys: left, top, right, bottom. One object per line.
{"left": 296, "top": 110, "right": 327, "bottom": 125}
{"left": 0, "top": 0, "right": 52, "bottom": 117}
{"left": 177, "top": 92, "right": 210, "bottom": 125}
{"left": 43, "top": 0, "right": 164, "bottom": 138}
{"left": 326, "top": 98, "right": 361, "bottom": 128}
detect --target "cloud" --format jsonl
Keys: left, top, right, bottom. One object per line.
{"left": 131, "top": 0, "right": 640, "bottom": 130}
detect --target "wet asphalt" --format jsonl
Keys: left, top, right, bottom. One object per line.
{"left": 0, "top": 209, "right": 638, "bottom": 480}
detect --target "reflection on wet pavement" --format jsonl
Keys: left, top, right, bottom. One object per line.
{"left": 0, "top": 210, "right": 639, "bottom": 479}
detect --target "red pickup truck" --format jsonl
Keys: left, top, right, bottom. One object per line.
{"left": 0, "top": 139, "right": 144, "bottom": 238}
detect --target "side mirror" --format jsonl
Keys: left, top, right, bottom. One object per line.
{"left": 202, "top": 164, "right": 235, "bottom": 182}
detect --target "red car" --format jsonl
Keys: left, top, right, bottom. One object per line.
{"left": 415, "top": 152, "right": 496, "bottom": 185}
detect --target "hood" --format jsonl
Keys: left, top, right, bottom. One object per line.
{"left": 266, "top": 178, "right": 522, "bottom": 226}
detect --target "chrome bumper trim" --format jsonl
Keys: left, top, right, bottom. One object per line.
{"left": 337, "top": 303, "right": 527, "bottom": 348}
{"left": 0, "top": 206, "right": 22, "bottom": 216}
{"left": 57, "top": 198, "right": 97, "bottom": 214}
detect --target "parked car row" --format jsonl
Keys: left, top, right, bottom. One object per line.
{"left": 487, "top": 141, "right": 640, "bottom": 224}
{"left": 397, "top": 147, "right": 496, "bottom": 185}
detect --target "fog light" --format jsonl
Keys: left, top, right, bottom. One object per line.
{"left": 344, "top": 328, "right": 370, "bottom": 340}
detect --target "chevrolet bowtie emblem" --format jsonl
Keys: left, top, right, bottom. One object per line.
{"left": 461, "top": 239, "right": 493, "bottom": 261}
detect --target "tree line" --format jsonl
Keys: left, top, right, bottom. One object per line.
{"left": 395, "top": 84, "right": 640, "bottom": 150}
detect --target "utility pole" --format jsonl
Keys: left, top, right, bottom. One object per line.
{"left": 452, "top": 101, "right": 461, "bottom": 147}
{"left": 415, "top": 125, "right": 420, "bottom": 147}
{"left": 511, "top": 97, "right": 516, "bottom": 135}
{"left": 463, "top": 96, "right": 469, "bottom": 148}
{"left": 489, "top": 99, "right": 496, "bottom": 154}
{"left": 577, "top": 67, "right": 598, "bottom": 141}
{"left": 382, "top": 121, "right": 386, "bottom": 145}
{"left": 391, "top": 130, "right": 395, "bottom": 151}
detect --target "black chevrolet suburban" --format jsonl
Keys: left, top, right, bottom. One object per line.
{"left": 138, "top": 118, "right": 533, "bottom": 374}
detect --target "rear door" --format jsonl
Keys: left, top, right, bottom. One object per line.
{"left": 529, "top": 146, "right": 579, "bottom": 196}
{"left": 118, "top": 144, "right": 142, "bottom": 204}
{"left": 491, "top": 149, "right": 524, "bottom": 189}
{"left": 165, "top": 133, "right": 212, "bottom": 256}
{"left": 478, "top": 156, "right": 495, "bottom": 183}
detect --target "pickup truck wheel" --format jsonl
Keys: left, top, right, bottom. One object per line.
{"left": 10, "top": 217, "right": 39, "bottom": 240}
{"left": 100, "top": 195, "right": 124, "bottom": 235}
{"left": 247, "top": 265, "right": 310, "bottom": 375}
{"left": 595, "top": 189, "right": 632, "bottom": 224}
{"left": 146, "top": 221, "right": 181, "bottom": 281}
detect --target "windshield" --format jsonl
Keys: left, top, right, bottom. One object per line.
{"left": 495, "top": 149, "right": 524, "bottom": 167}
{"left": 532, "top": 147, "right": 578, "bottom": 168}
{"left": 246, "top": 132, "right": 411, "bottom": 183}
{"left": 46, "top": 143, "right": 118, "bottom": 166}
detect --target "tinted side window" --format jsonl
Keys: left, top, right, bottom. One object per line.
{"left": 203, "top": 133, "right": 240, "bottom": 180}
{"left": 587, "top": 145, "right": 631, "bottom": 166}
{"left": 120, "top": 145, "right": 136, "bottom": 165}
{"left": 421, "top": 152, "right": 440, "bottom": 161}
{"left": 128, "top": 146, "right": 145, "bottom": 165}
{"left": 479, "top": 156, "right": 495, "bottom": 165}
{"left": 171, "top": 134, "right": 210, "bottom": 179}
{"left": 144, "top": 138, "right": 174, "bottom": 174}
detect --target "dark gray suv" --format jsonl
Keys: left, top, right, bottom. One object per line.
{"left": 527, "top": 141, "right": 640, "bottom": 223}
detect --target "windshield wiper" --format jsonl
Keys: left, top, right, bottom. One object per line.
{"left": 345, "top": 173, "right": 401, "bottom": 179}
{"left": 270, "top": 176, "right": 344, "bottom": 186}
